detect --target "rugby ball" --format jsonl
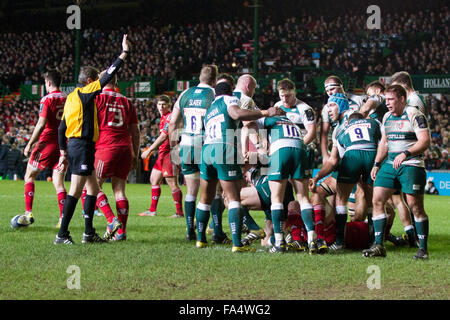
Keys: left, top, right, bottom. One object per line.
{"left": 10, "top": 214, "right": 30, "bottom": 229}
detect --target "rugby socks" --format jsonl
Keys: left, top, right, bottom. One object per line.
{"left": 172, "top": 188, "right": 184, "bottom": 217}
{"left": 211, "top": 195, "right": 225, "bottom": 236}
{"left": 116, "top": 198, "right": 129, "bottom": 234}
{"left": 58, "top": 195, "right": 78, "bottom": 237}
{"left": 242, "top": 206, "right": 260, "bottom": 232}
{"left": 301, "top": 204, "right": 316, "bottom": 243}
{"left": 313, "top": 204, "right": 326, "bottom": 240}
{"left": 24, "top": 182, "right": 35, "bottom": 213}
{"left": 373, "top": 213, "right": 387, "bottom": 245}
{"left": 56, "top": 189, "right": 67, "bottom": 218}
{"left": 414, "top": 217, "right": 429, "bottom": 251}
{"left": 81, "top": 188, "right": 87, "bottom": 208}
{"left": 195, "top": 202, "right": 210, "bottom": 243}
{"left": 271, "top": 203, "right": 284, "bottom": 246}
{"left": 185, "top": 194, "right": 196, "bottom": 233}
{"left": 335, "top": 206, "right": 348, "bottom": 246}
{"left": 83, "top": 194, "right": 97, "bottom": 235}
{"left": 96, "top": 191, "right": 115, "bottom": 223}
{"left": 228, "top": 201, "right": 243, "bottom": 247}
{"left": 149, "top": 185, "right": 161, "bottom": 212}
{"left": 404, "top": 225, "right": 416, "bottom": 242}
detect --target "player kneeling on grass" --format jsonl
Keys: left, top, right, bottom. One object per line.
{"left": 286, "top": 200, "right": 380, "bottom": 252}
{"left": 195, "top": 79, "right": 285, "bottom": 253}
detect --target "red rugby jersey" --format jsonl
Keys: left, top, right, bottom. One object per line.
{"left": 39, "top": 90, "right": 67, "bottom": 143}
{"left": 95, "top": 88, "right": 138, "bottom": 148}
{"left": 158, "top": 111, "right": 171, "bottom": 154}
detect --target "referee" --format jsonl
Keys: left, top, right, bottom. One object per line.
{"left": 54, "top": 34, "right": 131, "bottom": 244}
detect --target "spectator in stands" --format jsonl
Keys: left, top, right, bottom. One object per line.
{"left": 5, "top": 142, "right": 23, "bottom": 179}
{"left": 425, "top": 179, "right": 439, "bottom": 195}
{"left": 0, "top": 135, "right": 10, "bottom": 179}
{"left": 439, "top": 150, "right": 449, "bottom": 170}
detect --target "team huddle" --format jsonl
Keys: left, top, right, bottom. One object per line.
{"left": 10, "top": 35, "right": 431, "bottom": 259}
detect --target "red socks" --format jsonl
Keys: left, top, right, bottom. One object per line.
{"left": 56, "top": 189, "right": 67, "bottom": 218}
{"left": 24, "top": 182, "right": 35, "bottom": 212}
{"left": 96, "top": 191, "right": 116, "bottom": 223}
{"left": 172, "top": 188, "right": 184, "bottom": 217}
{"left": 314, "top": 205, "right": 326, "bottom": 240}
{"left": 116, "top": 198, "right": 129, "bottom": 234}
{"left": 150, "top": 185, "right": 161, "bottom": 212}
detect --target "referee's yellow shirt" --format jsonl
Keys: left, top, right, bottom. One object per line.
{"left": 62, "top": 80, "right": 102, "bottom": 142}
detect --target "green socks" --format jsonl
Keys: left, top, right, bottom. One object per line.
{"left": 195, "top": 202, "right": 211, "bottom": 242}
{"left": 228, "top": 201, "right": 242, "bottom": 247}
{"left": 373, "top": 214, "right": 387, "bottom": 245}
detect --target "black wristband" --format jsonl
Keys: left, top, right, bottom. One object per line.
{"left": 122, "top": 50, "right": 129, "bottom": 53}
{"left": 403, "top": 150, "right": 411, "bottom": 157}
{"left": 374, "top": 161, "right": 381, "bottom": 168}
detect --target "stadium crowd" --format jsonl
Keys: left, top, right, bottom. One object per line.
{"left": 0, "top": 3, "right": 448, "bottom": 92}
{"left": 0, "top": 1, "right": 449, "bottom": 181}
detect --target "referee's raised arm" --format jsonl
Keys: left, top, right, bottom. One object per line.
{"left": 99, "top": 34, "right": 131, "bottom": 89}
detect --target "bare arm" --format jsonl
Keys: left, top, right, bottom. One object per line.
{"left": 393, "top": 129, "right": 430, "bottom": 170}
{"left": 141, "top": 131, "right": 168, "bottom": 159}
{"left": 320, "top": 121, "right": 330, "bottom": 163}
{"left": 309, "top": 146, "right": 339, "bottom": 192}
{"left": 314, "top": 146, "right": 340, "bottom": 182}
{"left": 371, "top": 132, "right": 388, "bottom": 180}
{"left": 24, "top": 116, "right": 47, "bottom": 157}
{"left": 359, "top": 99, "right": 378, "bottom": 119}
{"left": 303, "top": 123, "right": 316, "bottom": 145}
{"left": 168, "top": 106, "right": 183, "bottom": 148}
{"left": 228, "top": 105, "right": 285, "bottom": 121}
{"left": 129, "top": 123, "right": 140, "bottom": 170}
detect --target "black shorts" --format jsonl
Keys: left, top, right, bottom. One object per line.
{"left": 67, "top": 138, "right": 96, "bottom": 176}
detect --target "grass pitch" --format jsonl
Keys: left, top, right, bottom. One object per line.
{"left": 1, "top": 180, "right": 449, "bottom": 300}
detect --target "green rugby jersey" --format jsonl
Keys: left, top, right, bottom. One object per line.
{"left": 381, "top": 106, "right": 429, "bottom": 167}
{"left": 233, "top": 89, "right": 257, "bottom": 111}
{"left": 332, "top": 118, "right": 381, "bottom": 157}
{"left": 175, "top": 84, "right": 215, "bottom": 147}
{"left": 256, "top": 115, "right": 305, "bottom": 154}
{"left": 367, "top": 94, "right": 389, "bottom": 122}
{"left": 407, "top": 91, "right": 427, "bottom": 116}
{"left": 274, "top": 98, "right": 316, "bottom": 143}
{"left": 203, "top": 94, "right": 241, "bottom": 146}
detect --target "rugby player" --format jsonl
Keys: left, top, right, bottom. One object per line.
{"left": 255, "top": 103, "right": 317, "bottom": 254}
{"left": 310, "top": 112, "right": 381, "bottom": 250}
{"left": 195, "top": 79, "right": 284, "bottom": 252}
{"left": 139, "top": 95, "right": 183, "bottom": 218}
{"left": 367, "top": 85, "right": 430, "bottom": 259}
{"left": 168, "top": 65, "right": 231, "bottom": 242}
{"left": 20, "top": 69, "right": 67, "bottom": 228}
{"left": 92, "top": 70, "right": 140, "bottom": 241}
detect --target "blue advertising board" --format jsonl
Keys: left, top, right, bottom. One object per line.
{"left": 426, "top": 171, "right": 450, "bottom": 196}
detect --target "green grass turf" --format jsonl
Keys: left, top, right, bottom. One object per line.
{"left": 0, "top": 180, "right": 449, "bottom": 300}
